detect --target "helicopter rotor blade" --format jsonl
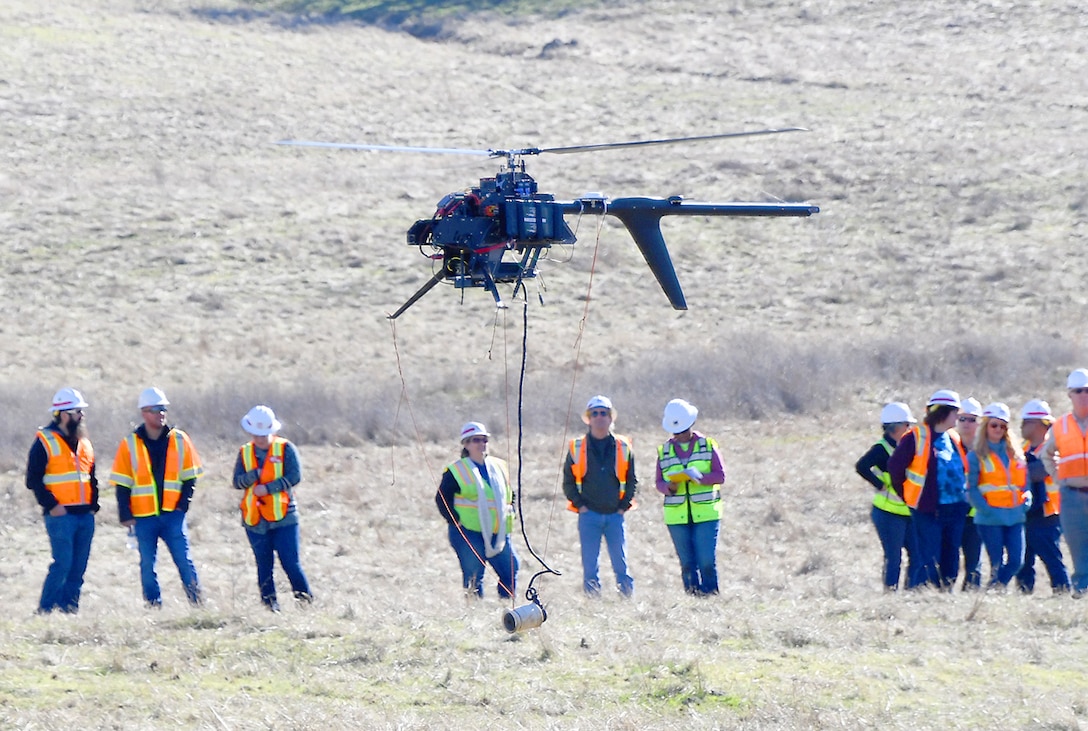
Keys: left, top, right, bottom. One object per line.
{"left": 277, "top": 140, "right": 493, "bottom": 157}
{"left": 538, "top": 128, "right": 808, "bottom": 156}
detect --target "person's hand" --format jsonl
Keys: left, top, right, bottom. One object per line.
{"left": 683, "top": 466, "right": 704, "bottom": 482}
{"left": 48, "top": 504, "right": 67, "bottom": 517}
{"left": 122, "top": 519, "right": 136, "bottom": 528}
{"left": 578, "top": 505, "right": 588, "bottom": 514}
{"left": 1023, "top": 490, "right": 1033, "bottom": 509}
{"left": 254, "top": 484, "right": 269, "bottom": 497}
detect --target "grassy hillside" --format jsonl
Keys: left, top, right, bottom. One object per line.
{"left": 3, "top": 0, "right": 1088, "bottom": 728}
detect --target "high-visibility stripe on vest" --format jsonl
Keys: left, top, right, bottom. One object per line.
{"left": 1054, "top": 414, "right": 1088, "bottom": 481}
{"left": 36, "top": 428, "right": 94, "bottom": 506}
{"left": 976, "top": 450, "right": 1027, "bottom": 509}
{"left": 109, "top": 429, "right": 202, "bottom": 517}
{"left": 239, "top": 438, "right": 290, "bottom": 526}
{"left": 566, "top": 434, "right": 632, "bottom": 512}
{"left": 902, "top": 425, "right": 967, "bottom": 509}
{"left": 1025, "top": 440, "right": 1060, "bottom": 517}
{"left": 870, "top": 438, "right": 910, "bottom": 517}
{"left": 658, "top": 436, "right": 723, "bottom": 525}
{"left": 446, "top": 457, "right": 514, "bottom": 534}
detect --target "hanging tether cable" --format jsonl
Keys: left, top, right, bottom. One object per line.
{"left": 513, "top": 299, "right": 562, "bottom": 609}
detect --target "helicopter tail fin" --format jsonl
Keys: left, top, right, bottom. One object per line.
{"left": 606, "top": 204, "right": 687, "bottom": 310}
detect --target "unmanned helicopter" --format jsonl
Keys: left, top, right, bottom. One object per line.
{"left": 277, "top": 129, "right": 820, "bottom": 318}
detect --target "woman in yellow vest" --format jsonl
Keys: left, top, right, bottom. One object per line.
{"left": 435, "top": 421, "right": 518, "bottom": 599}
{"left": 655, "top": 399, "right": 725, "bottom": 595}
{"left": 957, "top": 397, "right": 984, "bottom": 590}
{"left": 888, "top": 389, "right": 969, "bottom": 589}
{"left": 854, "top": 402, "right": 918, "bottom": 591}
{"left": 966, "top": 402, "right": 1030, "bottom": 589}
{"left": 232, "top": 405, "right": 312, "bottom": 612}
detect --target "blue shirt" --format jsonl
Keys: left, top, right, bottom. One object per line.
{"left": 933, "top": 431, "right": 967, "bottom": 504}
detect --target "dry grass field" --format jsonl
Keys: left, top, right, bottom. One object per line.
{"left": 3, "top": 0, "right": 1088, "bottom": 728}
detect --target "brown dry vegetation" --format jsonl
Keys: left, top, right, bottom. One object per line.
{"left": 2, "top": 0, "right": 1088, "bottom": 728}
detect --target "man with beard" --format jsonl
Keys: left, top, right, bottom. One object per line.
{"left": 26, "top": 388, "right": 99, "bottom": 614}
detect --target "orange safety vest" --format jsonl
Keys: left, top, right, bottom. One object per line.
{"left": 566, "top": 434, "right": 633, "bottom": 512}
{"left": 1054, "top": 414, "right": 1088, "bottom": 481}
{"left": 902, "top": 425, "right": 967, "bottom": 509}
{"left": 976, "top": 450, "right": 1027, "bottom": 509}
{"left": 239, "top": 438, "right": 290, "bottom": 526}
{"left": 109, "top": 429, "right": 202, "bottom": 517}
{"left": 36, "top": 428, "right": 94, "bottom": 506}
{"left": 1025, "top": 440, "right": 1060, "bottom": 517}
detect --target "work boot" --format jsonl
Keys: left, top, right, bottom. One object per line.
{"left": 262, "top": 596, "right": 280, "bottom": 613}
{"left": 293, "top": 591, "right": 314, "bottom": 604}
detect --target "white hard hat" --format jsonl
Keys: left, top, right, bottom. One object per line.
{"left": 662, "top": 399, "right": 698, "bottom": 434}
{"left": 138, "top": 387, "right": 170, "bottom": 409}
{"left": 982, "top": 402, "right": 1011, "bottom": 422}
{"left": 926, "top": 389, "right": 961, "bottom": 409}
{"left": 1020, "top": 399, "right": 1054, "bottom": 423}
{"left": 459, "top": 421, "right": 490, "bottom": 442}
{"left": 582, "top": 394, "right": 616, "bottom": 424}
{"left": 879, "top": 402, "right": 916, "bottom": 425}
{"left": 961, "top": 397, "right": 982, "bottom": 417}
{"left": 51, "top": 387, "right": 88, "bottom": 412}
{"left": 1068, "top": 368, "right": 1088, "bottom": 389}
{"left": 241, "top": 405, "right": 282, "bottom": 436}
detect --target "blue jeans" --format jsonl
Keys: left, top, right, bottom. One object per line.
{"left": 245, "top": 522, "right": 311, "bottom": 603}
{"left": 578, "top": 510, "right": 633, "bottom": 596}
{"left": 667, "top": 520, "right": 720, "bottom": 595}
{"left": 1017, "top": 514, "right": 1070, "bottom": 592}
{"left": 976, "top": 523, "right": 1025, "bottom": 587}
{"left": 135, "top": 511, "right": 201, "bottom": 605}
{"left": 961, "top": 513, "right": 983, "bottom": 589}
{"left": 1060, "top": 486, "right": 1088, "bottom": 592}
{"left": 870, "top": 506, "right": 916, "bottom": 590}
{"left": 447, "top": 524, "right": 518, "bottom": 598}
{"left": 909, "top": 501, "right": 969, "bottom": 589}
{"left": 39, "top": 512, "right": 95, "bottom": 613}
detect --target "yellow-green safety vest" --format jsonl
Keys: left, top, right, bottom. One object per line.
{"left": 447, "top": 457, "right": 514, "bottom": 534}
{"left": 870, "top": 438, "right": 910, "bottom": 517}
{"left": 658, "top": 436, "right": 723, "bottom": 525}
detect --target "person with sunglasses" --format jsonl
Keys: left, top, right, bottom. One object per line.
{"left": 435, "top": 421, "right": 518, "bottom": 599}
{"left": 109, "top": 387, "right": 204, "bottom": 607}
{"left": 26, "top": 388, "right": 99, "bottom": 614}
{"left": 888, "top": 389, "right": 969, "bottom": 590}
{"left": 956, "top": 397, "right": 985, "bottom": 591}
{"left": 563, "top": 395, "right": 637, "bottom": 597}
{"left": 1042, "top": 368, "right": 1088, "bottom": 596}
{"left": 854, "top": 402, "right": 918, "bottom": 590}
{"left": 966, "top": 403, "right": 1030, "bottom": 590}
